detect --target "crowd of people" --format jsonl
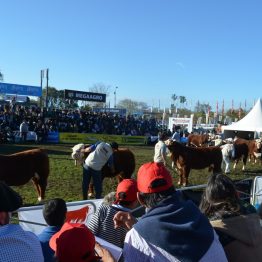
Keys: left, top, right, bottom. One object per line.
{"left": 1, "top": 133, "right": 262, "bottom": 261}
{"left": 0, "top": 102, "right": 163, "bottom": 143}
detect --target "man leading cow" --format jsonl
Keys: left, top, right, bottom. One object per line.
{"left": 81, "top": 141, "right": 118, "bottom": 200}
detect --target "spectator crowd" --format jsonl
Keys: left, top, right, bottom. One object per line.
{"left": 0, "top": 103, "right": 162, "bottom": 142}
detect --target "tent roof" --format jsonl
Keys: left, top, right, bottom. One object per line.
{"left": 222, "top": 98, "right": 262, "bottom": 132}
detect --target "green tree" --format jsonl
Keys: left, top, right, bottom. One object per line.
{"left": 41, "top": 87, "right": 78, "bottom": 109}
{"left": 118, "top": 99, "right": 148, "bottom": 115}
{"left": 179, "top": 96, "right": 187, "bottom": 108}
{"left": 0, "top": 70, "right": 3, "bottom": 82}
{"left": 89, "top": 83, "right": 111, "bottom": 108}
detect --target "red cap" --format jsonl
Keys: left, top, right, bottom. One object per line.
{"left": 49, "top": 222, "right": 100, "bottom": 262}
{"left": 115, "top": 179, "right": 138, "bottom": 203}
{"left": 137, "top": 162, "right": 173, "bottom": 193}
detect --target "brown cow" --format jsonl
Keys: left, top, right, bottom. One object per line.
{"left": 234, "top": 138, "right": 262, "bottom": 163}
{"left": 0, "top": 149, "right": 49, "bottom": 201}
{"left": 71, "top": 144, "right": 135, "bottom": 195}
{"left": 165, "top": 140, "right": 222, "bottom": 186}
{"left": 187, "top": 134, "right": 210, "bottom": 147}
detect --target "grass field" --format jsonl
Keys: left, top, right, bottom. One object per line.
{"left": 1, "top": 142, "right": 262, "bottom": 206}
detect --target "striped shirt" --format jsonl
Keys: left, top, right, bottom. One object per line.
{"left": 0, "top": 224, "right": 44, "bottom": 262}
{"left": 88, "top": 204, "right": 130, "bottom": 248}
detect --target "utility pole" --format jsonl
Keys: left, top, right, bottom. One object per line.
{"left": 114, "top": 86, "right": 118, "bottom": 108}
{"left": 45, "top": 68, "right": 49, "bottom": 108}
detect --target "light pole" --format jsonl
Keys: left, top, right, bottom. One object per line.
{"left": 114, "top": 86, "right": 118, "bottom": 108}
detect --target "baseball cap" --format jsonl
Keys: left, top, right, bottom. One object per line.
{"left": 115, "top": 179, "right": 138, "bottom": 203}
{"left": 0, "top": 182, "right": 23, "bottom": 212}
{"left": 110, "top": 141, "right": 119, "bottom": 150}
{"left": 49, "top": 222, "right": 100, "bottom": 262}
{"left": 137, "top": 162, "right": 173, "bottom": 193}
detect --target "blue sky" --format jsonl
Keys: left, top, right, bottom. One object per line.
{"left": 1, "top": 0, "right": 261, "bottom": 111}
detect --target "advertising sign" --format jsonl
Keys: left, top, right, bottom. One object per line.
{"left": 64, "top": 89, "right": 106, "bottom": 102}
{"left": 93, "top": 107, "right": 127, "bottom": 116}
{"left": 0, "top": 82, "right": 42, "bottom": 97}
{"left": 59, "top": 132, "right": 147, "bottom": 145}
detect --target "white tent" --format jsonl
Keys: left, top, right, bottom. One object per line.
{"left": 222, "top": 98, "right": 262, "bottom": 139}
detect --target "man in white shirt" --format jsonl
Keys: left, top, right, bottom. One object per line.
{"left": 82, "top": 141, "right": 117, "bottom": 200}
{"left": 153, "top": 132, "right": 168, "bottom": 166}
{"left": 0, "top": 182, "right": 44, "bottom": 262}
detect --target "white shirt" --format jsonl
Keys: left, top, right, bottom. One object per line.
{"left": 123, "top": 228, "right": 227, "bottom": 262}
{"left": 154, "top": 140, "right": 167, "bottom": 163}
{"left": 85, "top": 142, "right": 113, "bottom": 171}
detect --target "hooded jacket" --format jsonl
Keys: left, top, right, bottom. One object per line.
{"left": 211, "top": 213, "right": 262, "bottom": 262}
{"left": 134, "top": 193, "right": 216, "bottom": 262}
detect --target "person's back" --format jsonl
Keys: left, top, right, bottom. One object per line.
{"left": 211, "top": 213, "right": 262, "bottom": 262}
{"left": 200, "top": 174, "right": 262, "bottom": 262}
{"left": 0, "top": 224, "right": 44, "bottom": 262}
{"left": 38, "top": 198, "right": 67, "bottom": 262}
{"left": 85, "top": 142, "right": 113, "bottom": 171}
{"left": 0, "top": 181, "right": 44, "bottom": 262}
{"left": 88, "top": 179, "right": 138, "bottom": 248}
{"left": 114, "top": 163, "right": 227, "bottom": 262}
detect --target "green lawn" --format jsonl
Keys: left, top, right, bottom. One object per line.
{"left": 1, "top": 143, "right": 262, "bottom": 206}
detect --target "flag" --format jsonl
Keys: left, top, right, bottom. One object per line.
{"left": 231, "top": 100, "right": 234, "bottom": 113}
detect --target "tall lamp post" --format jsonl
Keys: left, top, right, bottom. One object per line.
{"left": 114, "top": 86, "right": 118, "bottom": 108}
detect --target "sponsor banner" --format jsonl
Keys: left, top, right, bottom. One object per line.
{"left": 59, "top": 132, "right": 147, "bottom": 145}
{"left": 18, "top": 199, "right": 103, "bottom": 235}
{"left": 64, "top": 89, "right": 106, "bottom": 102}
{"left": 4, "top": 94, "right": 27, "bottom": 102}
{"left": 0, "top": 82, "right": 42, "bottom": 97}
{"left": 93, "top": 107, "right": 127, "bottom": 116}
{"left": 47, "top": 131, "right": 59, "bottom": 143}
{"left": 13, "top": 131, "right": 37, "bottom": 142}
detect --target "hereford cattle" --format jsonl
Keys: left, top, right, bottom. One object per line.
{"left": 187, "top": 134, "right": 210, "bottom": 147}
{"left": 165, "top": 140, "right": 222, "bottom": 186}
{"left": 72, "top": 144, "right": 135, "bottom": 195}
{"left": 234, "top": 138, "right": 262, "bottom": 163}
{"left": 0, "top": 149, "right": 49, "bottom": 201}
{"left": 221, "top": 143, "right": 249, "bottom": 173}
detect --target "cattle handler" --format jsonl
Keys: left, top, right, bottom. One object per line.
{"left": 81, "top": 141, "right": 118, "bottom": 200}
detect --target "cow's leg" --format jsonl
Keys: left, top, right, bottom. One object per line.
{"left": 233, "top": 160, "right": 238, "bottom": 170}
{"left": 224, "top": 156, "right": 230, "bottom": 174}
{"left": 88, "top": 179, "right": 94, "bottom": 198}
{"left": 242, "top": 154, "right": 248, "bottom": 171}
{"left": 32, "top": 176, "right": 41, "bottom": 202}
{"left": 183, "top": 167, "right": 190, "bottom": 187}
{"left": 177, "top": 169, "right": 183, "bottom": 186}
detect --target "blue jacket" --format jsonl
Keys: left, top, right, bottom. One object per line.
{"left": 134, "top": 193, "right": 214, "bottom": 262}
{"left": 38, "top": 226, "right": 61, "bottom": 262}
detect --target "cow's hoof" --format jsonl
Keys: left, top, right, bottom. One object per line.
{"left": 88, "top": 193, "right": 93, "bottom": 197}
{"left": 38, "top": 197, "right": 42, "bottom": 202}
{"left": 177, "top": 181, "right": 181, "bottom": 186}
{"left": 182, "top": 183, "right": 187, "bottom": 187}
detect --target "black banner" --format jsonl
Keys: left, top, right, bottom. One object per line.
{"left": 64, "top": 89, "right": 106, "bottom": 102}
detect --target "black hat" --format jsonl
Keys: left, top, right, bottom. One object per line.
{"left": 0, "top": 182, "right": 23, "bottom": 212}
{"left": 110, "top": 141, "right": 119, "bottom": 150}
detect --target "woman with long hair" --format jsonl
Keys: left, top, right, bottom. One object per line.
{"left": 200, "top": 174, "right": 262, "bottom": 262}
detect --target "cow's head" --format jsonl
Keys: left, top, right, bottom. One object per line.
{"left": 256, "top": 139, "right": 262, "bottom": 150}
{"left": 71, "top": 143, "right": 85, "bottom": 166}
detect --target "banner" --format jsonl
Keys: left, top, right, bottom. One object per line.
{"left": 0, "top": 82, "right": 42, "bottom": 97}
{"left": 93, "top": 107, "right": 127, "bottom": 116}
{"left": 64, "top": 89, "right": 106, "bottom": 102}
{"left": 47, "top": 131, "right": 59, "bottom": 143}
{"left": 18, "top": 199, "right": 103, "bottom": 235}
{"left": 59, "top": 132, "right": 147, "bottom": 145}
